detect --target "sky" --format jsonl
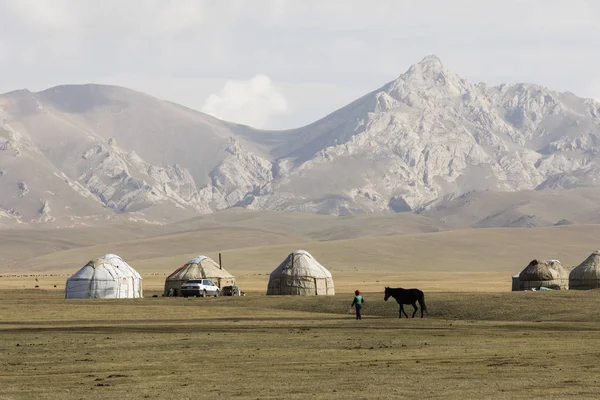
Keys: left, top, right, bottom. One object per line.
{"left": 1, "top": 0, "right": 599, "bottom": 130}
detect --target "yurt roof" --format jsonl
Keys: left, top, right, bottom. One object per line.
{"left": 189, "top": 256, "right": 208, "bottom": 264}
{"left": 570, "top": 251, "right": 600, "bottom": 279}
{"left": 271, "top": 250, "right": 332, "bottom": 279}
{"left": 166, "top": 255, "right": 234, "bottom": 281}
{"left": 575, "top": 251, "right": 600, "bottom": 268}
{"left": 519, "top": 259, "right": 566, "bottom": 281}
{"left": 68, "top": 254, "right": 141, "bottom": 281}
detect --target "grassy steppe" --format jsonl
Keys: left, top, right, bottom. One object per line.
{"left": 2, "top": 289, "right": 600, "bottom": 399}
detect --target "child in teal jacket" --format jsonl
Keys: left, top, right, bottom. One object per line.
{"left": 351, "top": 289, "right": 364, "bottom": 320}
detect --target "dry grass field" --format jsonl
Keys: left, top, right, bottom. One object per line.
{"left": 2, "top": 289, "right": 600, "bottom": 399}
{"left": 3, "top": 211, "right": 600, "bottom": 398}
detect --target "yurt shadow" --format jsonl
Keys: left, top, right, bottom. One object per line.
{"left": 267, "top": 250, "right": 335, "bottom": 296}
{"left": 65, "top": 254, "right": 143, "bottom": 299}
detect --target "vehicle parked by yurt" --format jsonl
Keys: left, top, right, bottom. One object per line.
{"left": 65, "top": 254, "right": 143, "bottom": 299}
{"left": 163, "top": 255, "right": 235, "bottom": 296}
{"left": 569, "top": 251, "right": 600, "bottom": 290}
{"left": 267, "top": 250, "right": 335, "bottom": 296}
{"left": 513, "top": 259, "right": 568, "bottom": 291}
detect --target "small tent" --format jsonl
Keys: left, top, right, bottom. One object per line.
{"left": 267, "top": 250, "right": 335, "bottom": 296}
{"left": 164, "top": 255, "right": 235, "bottom": 296}
{"left": 569, "top": 251, "right": 600, "bottom": 290}
{"left": 65, "top": 254, "right": 143, "bottom": 299}
{"left": 514, "top": 259, "right": 568, "bottom": 291}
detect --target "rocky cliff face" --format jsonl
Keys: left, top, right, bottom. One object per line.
{"left": 246, "top": 55, "right": 600, "bottom": 215}
{"left": 0, "top": 86, "right": 275, "bottom": 224}
{"left": 2, "top": 56, "right": 600, "bottom": 224}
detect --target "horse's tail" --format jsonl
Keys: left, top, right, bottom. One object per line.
{"left": 418, "top": 292, "right": 428, "bottom": 314}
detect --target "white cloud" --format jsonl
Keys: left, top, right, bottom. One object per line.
{"left": 2, "top": 0, "right": 76, "bottom": 30}
{"left": 201, "top": 74, "right": 288, "bottom": 129}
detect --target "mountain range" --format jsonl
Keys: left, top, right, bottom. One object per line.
{"left": 2, "top": 55, "right": 600, "bottom": 228}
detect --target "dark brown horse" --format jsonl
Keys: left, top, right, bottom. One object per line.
{"left": 384, "top": 286, "right": 428, "bottom": 318}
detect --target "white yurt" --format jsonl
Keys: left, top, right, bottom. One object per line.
{"left": 267, "top": 250, "right": 335, "bottom": 296}
{"left": 65, "top": 254, "right": 143, "bottom": 299}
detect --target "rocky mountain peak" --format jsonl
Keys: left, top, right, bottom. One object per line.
{"left": 409, "top": 54, "right": 444, "bottom": 71}
{"left": 403, "top": 54, "right": 449, "bottom": 80}
{"left": 383, "top": 54, "right": 469, "bottom": 103}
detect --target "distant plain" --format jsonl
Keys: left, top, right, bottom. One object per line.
{"left": 2, "top": 209, "right": 600, "bottom": 293}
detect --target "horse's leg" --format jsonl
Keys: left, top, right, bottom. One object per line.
{"left": 418, "top": 294, "right": 427, "bottom": 318}
{"left": 411, "top": 302, "right": 418, "bottom": 318}
{"left": 401, "top": 304, "right": 409, "bottom": 318}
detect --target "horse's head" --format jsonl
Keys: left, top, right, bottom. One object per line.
{"left": 384, "top": 286, "right": 390, "bottom": 301}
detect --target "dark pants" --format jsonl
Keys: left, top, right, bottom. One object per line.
{"left": 355, "top": 304, "right": 363, "bottom": 320}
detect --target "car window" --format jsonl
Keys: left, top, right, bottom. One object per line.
{"left": 203, "top": 280, "right": 212, "bottom": 286}
{"left": 188, "top": 280, "right": 201, "bottom": 283}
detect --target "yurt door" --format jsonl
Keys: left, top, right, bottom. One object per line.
{"left": 315, "top": 278, "right": 327, "bottom": 295}
{"left": 127, "top": 277, "right": 135, "bottom": 297}
{"left": 119, "top": 277, "right": 132, "bottom": 298}
{"left": 274, "top": 278, "right": 281, "bottom": 295}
